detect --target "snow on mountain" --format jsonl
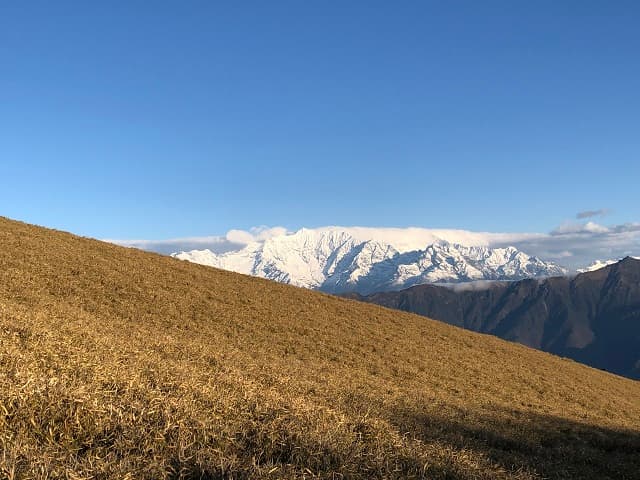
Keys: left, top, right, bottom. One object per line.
{"left": 172, "top": 227, "right": 566, "bottom": 294}
{"left": 577, "top": 257, "right": 640, "bottom": 273}
{"left": 174, "top": 228, "right": 363, "bottom": 289}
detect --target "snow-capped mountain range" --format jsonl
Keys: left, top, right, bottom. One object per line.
{"left": 171, "top": 227, "right": 567, "bottom": 294}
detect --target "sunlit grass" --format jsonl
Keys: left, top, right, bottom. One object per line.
{"left": 1, "top": 217, "right": 639, "bottom": 479}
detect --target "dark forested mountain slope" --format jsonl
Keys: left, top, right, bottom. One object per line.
{"left": 350, "top": 257, "right": 640, "bottom": 379}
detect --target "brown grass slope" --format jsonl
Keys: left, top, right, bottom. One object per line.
{"left": 0, "top": 216, "right": 639, "bottom": 480}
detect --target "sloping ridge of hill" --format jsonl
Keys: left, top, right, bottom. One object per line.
{"left": 350, "top": 258, "right": 640, "bottom": 380}
{"left": 1, "top": 216, "right": 639, "bottom": 480}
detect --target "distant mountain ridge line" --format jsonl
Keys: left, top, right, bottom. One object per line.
{"left": 172, "top": 227, "right": 567, "bottom": 294}
{"left": 578, "top": 256, "right": 640, "bottom": 272}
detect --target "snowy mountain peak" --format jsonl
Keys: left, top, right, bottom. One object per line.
{"left": 172, "top": 227, "right": 567, "bottom": 294}
{"left": 577, "top": 257, "right": 640, "bottom": 273}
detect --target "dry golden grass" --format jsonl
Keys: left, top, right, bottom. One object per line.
{"left": 0, "top": 216, "right": 639, "bottom": 479}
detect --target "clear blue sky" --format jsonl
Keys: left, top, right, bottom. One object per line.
{"left": 1, "top": 1, "right": 639, "bottom": 239}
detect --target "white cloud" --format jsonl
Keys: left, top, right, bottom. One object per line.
{"left": 611, "top": 222, "right": 640, "bottom": 233}
{"left": 251, "top": 226, "right": 289, "bottom": 241}
{"left": 107, "top": 235, "right": 241, "bottom": 255}
{"left": 107, "top": 226, "right": 291, "bottom": 255}
{"left": 225, "top": 226, "right": 290, "bottom": 244}
{"left": 576, "top": 208, "right": 610, "bottom": 219}
{"left": 507, "top": 222, "right": 640, "bottom": 270}
{"left": 224, "top": 229, "right": 257, "bottom": 245}
{"left": 551, "top": 221, "right": 610, "bottom": 235}
{"left": 315, "top": 226, "right": 546, "bottom": 252}
{"left": 549, "top": 250, "right": 574, "bottom": 259}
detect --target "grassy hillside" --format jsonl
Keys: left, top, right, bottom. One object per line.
{"left": 1, "top": 217, "right": 639, "bottom": 479}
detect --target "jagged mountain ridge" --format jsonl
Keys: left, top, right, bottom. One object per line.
{"left": 172, "top": 228, "right": 566, "bottom": 294}
{"left": 578, "top": 256, "right": 640, "bottom": 273}
{"left": 349, "top": 257, "right": 640, "bottom": 379}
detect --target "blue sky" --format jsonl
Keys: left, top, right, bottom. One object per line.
{"left": 1, "top": 1, "right": 639, "bottom": 241}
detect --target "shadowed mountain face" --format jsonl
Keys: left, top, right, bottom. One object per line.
{"left": 350, "top": 257, "right": 640, "bottom": 380}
